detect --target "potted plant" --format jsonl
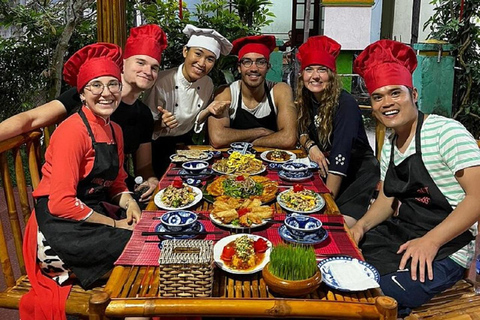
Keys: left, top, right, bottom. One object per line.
{"left": 262, "top": 243, "right": 321, "bottom": 297}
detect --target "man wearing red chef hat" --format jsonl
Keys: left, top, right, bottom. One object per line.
{"left": 350, "top": 39, "right": 480, "bottom": 314}
{"left": 208, "top": 35, "right": 298, "bottom": 149}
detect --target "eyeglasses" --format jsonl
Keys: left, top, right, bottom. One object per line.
{"left": 84, "top": 81, "right": 122, "bottom": 95}
{"left": 239, "top": 58, "right": 268, "bottom": 68}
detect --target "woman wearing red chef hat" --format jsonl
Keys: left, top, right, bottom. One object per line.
{"left": 20, "top": 43, "right": 140, "bottom": 320}
{"left": 296, "top": 35, "right": 379, "bottom": 228}
{"left": 350, "top": 39, "right": 480, "bottom": 315}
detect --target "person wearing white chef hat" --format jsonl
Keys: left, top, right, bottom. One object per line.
{"left": 143, "top": 24, "right": 233, "bottom": 177}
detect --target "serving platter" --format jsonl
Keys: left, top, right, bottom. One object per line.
{"left": 169, "top": 151, "right": 212, "bottom": 163}
{"left": 154, "top": 185, "right": 203, "bottom": 210}
{"left": 213, "top": 234, "right": 272, "bottom": 275}
{"left": 277, "top": 188, "right": 325, "bottom": 214}
{"left": 209, "top": 213, "right": 269, "bottom": 230}
{"left": 212, "top": 163, "right": 266, "bottom": 175}
{"left": 260, "top": 150, "right": 296, "bottom": 163}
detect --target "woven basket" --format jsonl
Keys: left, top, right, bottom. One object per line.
{"left": 158, "top": 239, "right": 214, "bottom": 297}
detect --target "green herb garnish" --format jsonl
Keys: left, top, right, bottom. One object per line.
{"left": 268, "top": 243, "right": 317, "bottom": 280}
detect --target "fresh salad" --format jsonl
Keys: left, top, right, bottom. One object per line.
{"left": 223, "top": 175, "right": 263, "bottom": 199}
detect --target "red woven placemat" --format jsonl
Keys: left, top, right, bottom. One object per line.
{"left": 115, "top": 212, "right": 361, "bottom": 266}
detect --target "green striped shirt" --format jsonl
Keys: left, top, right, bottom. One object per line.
{"left": 380, "top": 114, "right": 480, "bottom": 268}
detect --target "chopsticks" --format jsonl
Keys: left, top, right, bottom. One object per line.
{"left": 141, "top": 231, "right": 225, "bottom": 236}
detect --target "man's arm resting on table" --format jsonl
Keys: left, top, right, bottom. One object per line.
{"left": 208, "top": 86, "right": 273, "bottom": 148}
{"left": 398, "top": 165, "right": 480, "bottom": 282}
{"left": 251, "top": 82, "right": 298, "bottom": 149}
{"left": 349, "top": 181, "right": 395, "bottom": 243}
{"left": 0, "top": 100, "right": 67, "bottom": 141}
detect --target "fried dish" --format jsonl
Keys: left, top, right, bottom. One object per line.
{"left": 211, "top": 197, "right": 274, "bottom": 227}
{"left": 206, "top": 175, "right": 278, "bottom": 203}
{"left": 171, "top": 150, "right": 209, "bottom": 162}
{"left": 220, "top": 235, "right": 268, "bottom": 271}
{"left": 212, "top": 151, "right": 264, "bottom": 174}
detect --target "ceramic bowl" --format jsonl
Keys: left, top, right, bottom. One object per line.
{"left": 262, "top": 262, "right": 322, "bottom": 297}
{"left": 160, "top": 210, "right": 198, "bottom": 232}
{"left": 284, "top": 214, "right": 322, "bottom": 239}
{"left": 208, "top": 150, "right": 222, "bottom": 158}
{"left": 182, "top": 160, "right": 209, "bottom": 173}
{"left": 230, "top": 141, "right": 253, "bottom": 151}
{"left": 184, "top": 178, "right": 202, "bottom": 187}
{"left": 281, "top": 161, "right": 310, "bottom": 173}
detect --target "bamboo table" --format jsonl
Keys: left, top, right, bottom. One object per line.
{"left": 103, "top": 147, "right": 398, "bottom": 319}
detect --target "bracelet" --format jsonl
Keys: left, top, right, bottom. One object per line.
{"left": 303, "top": 139, "right": 313, "bottom": 150}
{"left": 125, "top": 198, "right": 136, "bottom": 210}
{"left": 307, "top": 142, "right": 317, "bottom": 153}
{"left": 112, "top": 219, "right": 116, "bottom": 228}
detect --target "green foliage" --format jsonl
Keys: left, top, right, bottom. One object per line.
{"left": 268, "top": 243, "right": 318, "bottom": 280}
{"left": 0, "top": 0, "right": 96, "bottom": 122}
{"left": 424, "top": 0, "right": 480, "bottom": 138}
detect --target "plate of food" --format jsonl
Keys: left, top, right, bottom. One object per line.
{"left": 170, "top": 150, "right": 212, "bottom": 163}
{"left": 154, "top": 180, "right": 203, "bottom": 210}
{"left": 205, "top": 175, "right": 278, "bottom": 203}
{"left": 212, "top": 151, "right": 265, "bottom": 175}
{"left": 260, "top": 150, "right": 296, "bottom": 163}
{"left": 277, "top": 185, "right": 325, "bottom": 214}
{"left": 210, "top": 197, "right": 274, "bottom": 229}
{"left": 317, "top": 256, "right": 380, "bottom": 292}
{"left": 214, "top": 234, "right": 272, "bottom": 274}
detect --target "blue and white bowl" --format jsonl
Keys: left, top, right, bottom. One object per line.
{"left": 182, "top": 160, "right": 209, "bottom": 173}
{"left": 230, "top": 142, "right": 253, "bottom": 150}
{"left": 184, "top": 178, "right": 202, "bottom": 187}
{"left": 284, "top": 214, "right": 322, "bottom": 239}
{"left": 160, "top": 210, "right": 198, "bottom": 232}
{"left": 281, "top": 161, "right": 310, "bottom": 173}
{"left": 208, "top": 150, "right": 222, "bottom": 158}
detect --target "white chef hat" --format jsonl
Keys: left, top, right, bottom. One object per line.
{"left": 183, "top": 24, "right": 233, "bottom": 59}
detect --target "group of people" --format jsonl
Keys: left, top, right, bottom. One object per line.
{"left": 1, "top": 21, "right": 478, "bottom": 320}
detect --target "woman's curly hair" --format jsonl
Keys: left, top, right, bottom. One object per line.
{"left": 296, "top": 68, "right": 342, "bottom": 149}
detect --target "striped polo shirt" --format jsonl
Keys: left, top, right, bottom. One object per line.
{"left": 380, "top": 114, "right": 480, "bottom": 268}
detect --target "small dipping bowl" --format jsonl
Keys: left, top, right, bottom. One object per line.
{"left": 208, "top": 150, "right": 222, "bottom": 159}
{"left": 284, "top": 214, "right": 322, "bottom": 239}
{"left": 182, "top": 160, "right": 209, "bottom": 173}
{"left": 281, "top": 161, "right": 310, "bottom": 173}
{"left": 184, "top": 178, "right": 202, "bottom": 187}
{"left": 160, "top": 210, "right": 198, "bottom": 232}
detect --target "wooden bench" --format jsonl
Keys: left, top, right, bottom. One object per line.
{"left": 0, "top": 130, "right": 109, "bottom": 319}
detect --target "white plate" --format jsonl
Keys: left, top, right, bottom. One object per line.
{"left": 213, "top": 234, "right": 272, "bottom": 274}
{"left": 154, "top": 186, "right": 203, "bottom": 210}
{"left": 277, "top": 189, "right": 325, "bottom": 214}
{"left": 209, "top": 213, "right": 268, "bottom": 230}
{"left": 169, "top": 152, "right": 212, "bottom": 163}
{"left": 317, "top": 256, "right": 380, "bottom": 292}
{"left": 211, "top": 163, "right": 266, "bottom": 176}
{"left": 260, "top": 150, "right": 297, "bottom": 163}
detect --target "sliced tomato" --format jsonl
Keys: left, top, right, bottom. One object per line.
{"left": 254, "top": 238, "right": 268, "bottom": 253}
{"left": 235, "top": 175, "right": 245, "bottom": 181}
{"left": 221, "top": 245, "right": 235, "bottom": 261}
{"left": 293, "top": 184, "right": 304, "bottom": 192}
{"left": 237, "top": 207, "right": 251, "bottom": 217}
{"left": 172, "top": 180, "right": 183, "bottom": 188}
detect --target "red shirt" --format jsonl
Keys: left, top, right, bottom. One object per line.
{"left": 33, "top": 106, "right": 128, "bottom": 220}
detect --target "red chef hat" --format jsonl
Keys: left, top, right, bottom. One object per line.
{"left": 231, "top": 35, "right": 276, "bottom": 61}
{"left": 124, "top": 24, "right": 167, "bottom": 64}
{"left": 297, "top": 35, "right": 341, "bottom": 72}
{"left": 353, "top": 39, "right": 417, "bottom": 94}
{"left": 63, "top": 43, "right": 123, "bottom": 92}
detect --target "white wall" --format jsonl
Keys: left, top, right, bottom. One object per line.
{"left": 260, "top": 0, "right": 293, "bottom": 42}
{"left": 392, "top": 0, "right": 435, "bottom": 43}
{"left": 324, "top": 7, "right": 372, "bottom": 50}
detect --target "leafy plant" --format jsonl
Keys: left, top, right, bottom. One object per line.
{"left": 268, "top": 243, "right": 318, "bottom": 281}
{"left": 424, "top": 0, "right": 480, "bottom": 138}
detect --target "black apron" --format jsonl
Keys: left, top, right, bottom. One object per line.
{"left": 36, "top": 109, "right": 132, "bottom": 289}
{"left": 361, "top": 111, "right": 473, "bottom": 275}
{"left": 230, "top": 82, "right": 278, "bottom": 131}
